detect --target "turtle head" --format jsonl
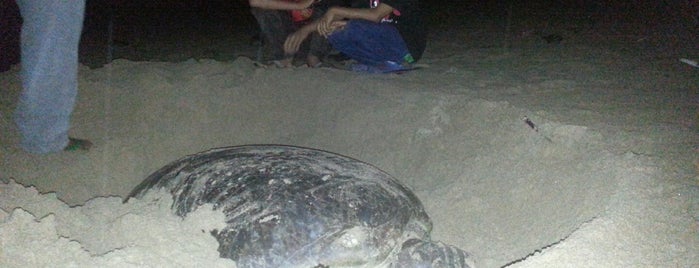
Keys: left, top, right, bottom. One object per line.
{"left": 392, "top": 239, "right": 475, "bottom": 268}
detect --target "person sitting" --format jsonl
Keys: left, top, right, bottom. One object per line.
{"left": 249, "top": 0, "right": 347, "bottom": 67}
{"left": 285, "top": 0, "right": 426, "bottom": 73}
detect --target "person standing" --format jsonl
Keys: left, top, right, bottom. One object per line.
{"left": 14, "top": 0, "right": 91, "bottom": 154}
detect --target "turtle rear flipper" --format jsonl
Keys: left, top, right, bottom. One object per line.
{"left": 394, "top": 239, "right": 475, "bottom": 268}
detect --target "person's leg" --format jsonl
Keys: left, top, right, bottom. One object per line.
{"left": 306, "top": 32, "right": 331, "bottom": 67}
{"left": 250, "top": 8, "right": 294, "bottom": 65}
{"left": 14, "top": 0, "right": 86, "bottom": 154}
{"left": 327, "top": 20, "right": 412, "bottom": 66}
{"left": 304, "top": 5, "right": 336, "bottom": 67}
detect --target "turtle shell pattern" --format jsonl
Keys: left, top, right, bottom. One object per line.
{"left": 128, "top": 145, "right": 434, "bottom": 267}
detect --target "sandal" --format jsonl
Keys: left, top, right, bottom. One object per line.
{"left": 64, "top": 137, "right": 92, "bottom": 152}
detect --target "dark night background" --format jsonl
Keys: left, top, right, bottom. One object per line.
{"left": 1, "top": 0, "right": 697, "bottom": 69}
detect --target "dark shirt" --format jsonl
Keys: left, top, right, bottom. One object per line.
{"left": 308, "top": 0, "right": 351, "bottom": 21}
{"left": 351, "top": 0, "right": 426, "bottom": 61}
{"left": 314, "top": 0, "right": 350, "bottom": 12}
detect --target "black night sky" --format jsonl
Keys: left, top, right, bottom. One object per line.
{"left": 1, "top": 0, "right": 696, "bottom": 69}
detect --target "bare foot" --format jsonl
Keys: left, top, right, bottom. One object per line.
{"left": 256, "top": 58, "right": 292, "bottom": 68}
{"left": 307, "top": 55, "right": 322, "bottom": 68}
{"left": 276, "top": 58, "right": 293, "bottom": 68}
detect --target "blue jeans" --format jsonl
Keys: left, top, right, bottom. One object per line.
{"left": 327, "top": 20, "right": 412, "bottom": 66}
{"left": 14, "top": 0, "right": 85, "bottom": 154}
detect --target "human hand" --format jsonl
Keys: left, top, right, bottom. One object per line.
{"left": 284, "top": 28, "right": 312, "bottom": 55}
{"left": 317, "top": 8, "right": 338, "bottom": 37}
{"left": 318, "top": 20, "right": 346, "bottom": 37}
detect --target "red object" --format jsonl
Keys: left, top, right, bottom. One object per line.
{"left": 284, "top": 0, "right": 313, "bottom": 23}
{"left": 290, "top": 8, "right": 313, "bottom": 23}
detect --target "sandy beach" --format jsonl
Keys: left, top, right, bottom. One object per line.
{"left": 1, "top": 1, "right": 697, "bottom": 267}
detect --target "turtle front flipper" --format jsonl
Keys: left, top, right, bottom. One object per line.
{"left": 393, "top": 239, "right": 475, "bottom": 268}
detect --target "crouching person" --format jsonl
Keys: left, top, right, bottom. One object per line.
{"left": 314, "top": 0, "right": 427, "bottom": 73}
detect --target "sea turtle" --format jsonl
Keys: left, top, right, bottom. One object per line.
{"left": 127, "top": 145, "right": 474, "bottom": 268}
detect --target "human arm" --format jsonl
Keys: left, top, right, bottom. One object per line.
{"left": 249, "top": 0, "right": 315, "bottom": 10}
{"left": 317, "top": 3, "right": 395, "bottom": 36}
{"left": 283, "top": 21, "right": 318, "bottom": 55}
